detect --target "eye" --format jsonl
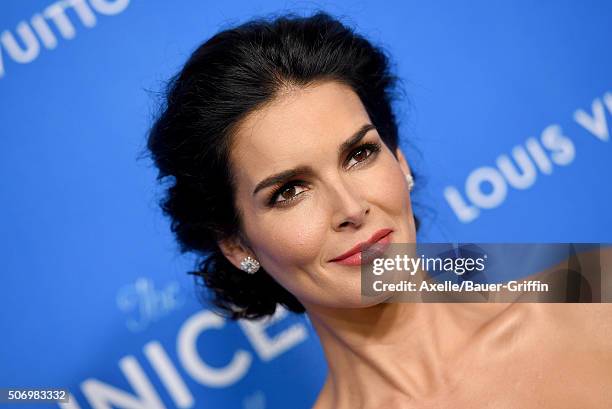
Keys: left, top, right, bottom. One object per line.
{"left": 269, "top": 181, "right": 309, "bottom": 206}
{"left": 345, "top": 142, "right": 381, "bottom": 168}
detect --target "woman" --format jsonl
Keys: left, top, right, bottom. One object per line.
{"left": 147, "top": 12, "right": 612, "bottom": 408}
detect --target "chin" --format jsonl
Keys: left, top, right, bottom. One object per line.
{"left": 341, "top": 292, "right": 393, "bottom": 309}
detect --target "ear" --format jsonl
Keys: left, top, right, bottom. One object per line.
{"left": 395, "top": 147, "right": 412, "bottom": 176}
{"left": 217, "top": 235, "right": 253, "bottom": 271}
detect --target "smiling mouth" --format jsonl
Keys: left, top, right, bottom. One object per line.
{"left": 330, "top": 230, "right": 393, "bottom": 266}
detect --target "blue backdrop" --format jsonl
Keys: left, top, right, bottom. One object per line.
{"left": 1, "top": 1, "right": 611, "bottom": 408}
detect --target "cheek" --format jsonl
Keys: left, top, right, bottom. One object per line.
{"left": 371, "top": 159, "right": 412, "bottom": 214}
{"left": 244, "top": 203, "right": 328, "bottom": 272}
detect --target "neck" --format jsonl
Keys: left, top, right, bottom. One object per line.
{"left": 307, "top": 302, "right": 529, "bottom": 407}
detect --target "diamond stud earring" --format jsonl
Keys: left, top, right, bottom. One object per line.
{"left": 405, "top": 173, "right": 415, "bottom": 191}
{"left": 240, "top": 256, "right": 260, "bottom": 274}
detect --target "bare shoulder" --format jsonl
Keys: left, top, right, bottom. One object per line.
{"left": 540, "top": 303, "right": 612, "bottom": 344}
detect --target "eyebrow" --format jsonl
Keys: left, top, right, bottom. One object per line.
{"left": 252, "top": 123, "right": 377, "bottom": 196}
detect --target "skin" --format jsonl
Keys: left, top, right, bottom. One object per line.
{"left": 221, "top": 80, "right": 416, "bottom": 309}
{"left": 218, "top": 80, "right": 612, "bottom": 408}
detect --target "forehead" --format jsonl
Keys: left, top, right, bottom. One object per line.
{"left": 230, "top": 81, "right": 371, "bottom": 185}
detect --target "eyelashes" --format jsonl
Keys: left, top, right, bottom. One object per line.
{"left": 267, "top": 182, "right": 308, "bottom": 207}
{"left": 266, "top": 142, "right": 382, "bottom": 207}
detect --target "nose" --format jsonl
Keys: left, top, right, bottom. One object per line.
{"left": 329, "top": 177, "right": 370, "bottom": 231}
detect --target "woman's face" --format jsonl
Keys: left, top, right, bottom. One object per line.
{"left": 222, "top": 80, "right": 416, "bottom": 311}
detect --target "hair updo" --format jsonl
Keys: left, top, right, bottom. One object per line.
{"left": 147, "top": 11, "right": 413, "bottom": 320}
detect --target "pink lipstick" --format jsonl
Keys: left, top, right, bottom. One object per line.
{"left": 329, "top": 228, "right": 393, "bottom": 266}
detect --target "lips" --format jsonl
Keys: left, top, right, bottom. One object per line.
{"left": 329, "top": 228, "right": 393, "bottom": 266}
